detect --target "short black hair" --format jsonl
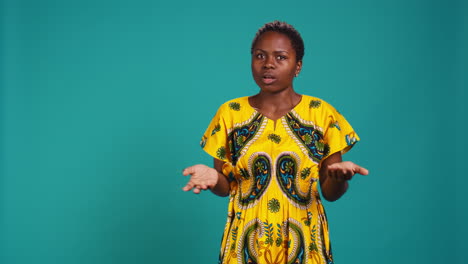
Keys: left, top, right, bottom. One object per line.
{"left": 251, "top": 21, "right": 305, "bottom": 62}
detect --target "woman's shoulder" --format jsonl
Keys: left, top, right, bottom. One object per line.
{"left": 299, "top": 94, "right": 336, "bottom": 112}
{"left": 219, "top": 96, "right": 249, "bottom": 108}
{"left": 213, "top": 96, "right": 255, "bottom": 122}
{"left": 215, "top": 96, "right": 252, "bottom": 113}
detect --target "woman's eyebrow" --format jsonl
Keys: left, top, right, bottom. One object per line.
{"left": 254, "top": 48, "right": 290, "bottom": 53}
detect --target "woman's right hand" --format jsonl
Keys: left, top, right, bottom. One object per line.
{"left": 182, "top": 164, "right": 219, "bottom": 194}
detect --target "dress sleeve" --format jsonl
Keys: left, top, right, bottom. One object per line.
{"left": 200, "top": 104, "right": 232, "bottom": 164}
{"left": 322, "top": 102, "right": 360, "bottom": 158}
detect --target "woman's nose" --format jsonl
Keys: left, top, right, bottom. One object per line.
{"left": 263, "top": 57, "right": 275, "bottom": 69}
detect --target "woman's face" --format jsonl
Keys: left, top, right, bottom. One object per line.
{"left": 251, "top": 31, "right": 302, "bottom": 94}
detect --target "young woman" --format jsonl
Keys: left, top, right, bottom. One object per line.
{"left": 183, "top": 21, "right": 369, "bottom": 264}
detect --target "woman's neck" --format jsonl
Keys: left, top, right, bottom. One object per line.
{"left": 248, "top": 89, "right": 302, "bottom": 120}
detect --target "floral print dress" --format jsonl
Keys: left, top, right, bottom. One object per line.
{"left": 200, "top": 95, "right": 359, "bottom": 264}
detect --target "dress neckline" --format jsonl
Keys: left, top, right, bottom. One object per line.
{"left": 246, "top": 95, "right": 304, "bottom": 122}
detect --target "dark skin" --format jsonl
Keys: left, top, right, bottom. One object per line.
{"left": 183, "top": 31, "right": 369, "bottom": 200}
{"left": 249, "top": 31, "right": 303, "bottom": 121}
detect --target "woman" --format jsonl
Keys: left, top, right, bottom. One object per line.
{"left": 183, "top": 21, "right": 368, "bottom": 264}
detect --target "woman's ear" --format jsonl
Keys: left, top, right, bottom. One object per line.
{"left": 295, "top": 60, "right": 302, "bottom": 77}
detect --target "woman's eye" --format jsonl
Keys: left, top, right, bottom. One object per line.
{"left": 256, "top": 53, "right": 264, "bottom": 59}
{"left": 276, "top": 55, "right": 286, "bottom": 60}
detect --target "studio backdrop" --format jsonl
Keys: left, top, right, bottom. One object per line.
{"left": 1, "top": 0, "right": 466, "bottom": 264}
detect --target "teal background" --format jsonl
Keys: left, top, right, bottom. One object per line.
{"left": 1, "top": 0, "right": 466, "bottom": 263}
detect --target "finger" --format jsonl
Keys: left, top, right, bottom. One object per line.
{"left": 353, "top": 166, "right": 369, "bottom": 176}
{"left": 343, "top": 168, "right": 352, "bottom": 176}
{"left": 193, "top": 187, "right": 201, "bottom": 194}
{"left": 196, "top": 182, "right": 209, "bottom": 190}
{"left": 343, "top": 169, "right": 354, "bottom": 181}
{"left": 182, "top": 183, "right": 193, "bottom": 192}
{"left": 327, "top": 165, "right": 335, "bottom": 175}
{"left": 182, "top": 166, "right": 194, "bottom": 176}
{"left": 332, "top": 171, "right": 343, "bottom": 182}
{"left": 183, "top": 179, "right": 198, "bottom": 190}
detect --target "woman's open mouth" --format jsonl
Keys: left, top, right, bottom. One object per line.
{"left": 262, "top": 75, "right": 276, "bottom": 84}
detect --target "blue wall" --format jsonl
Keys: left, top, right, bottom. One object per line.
{"left": 1, "top": 0, "right": 466, "bottom": 263}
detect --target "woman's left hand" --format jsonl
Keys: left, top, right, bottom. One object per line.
{"left": 326, "top": 161, "right": 369, "bottom": 182}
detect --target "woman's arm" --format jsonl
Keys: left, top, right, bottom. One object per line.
{"left": 211, "top": 159, "right": 231, "bottom": 196}
{"left": 319, "top": 152, "right": 369, "bottom": 202}
{"left": 182, "top": 158, "right": 231, "bottom": 197}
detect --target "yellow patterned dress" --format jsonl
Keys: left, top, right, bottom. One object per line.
{"left": 200, "top": 95, "right": 359, "bottom": 264}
